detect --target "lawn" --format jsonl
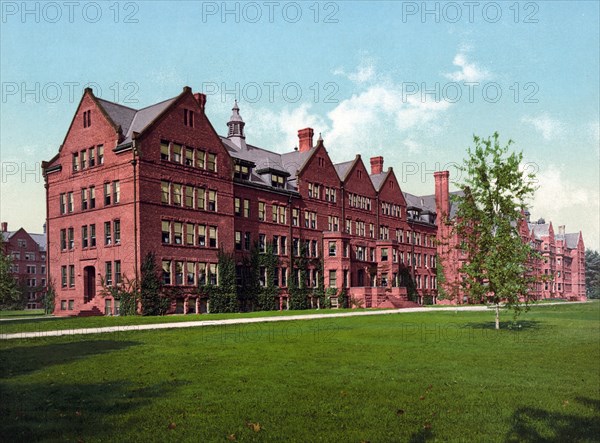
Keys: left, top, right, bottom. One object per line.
{"left": 0, "top": 309, "right": 46, "bottom": 318}
{"left": 1, "top": 302, "right": 598, "bottom": 442}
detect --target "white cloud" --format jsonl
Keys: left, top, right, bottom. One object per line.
{"left": 444, "top": 52, "right": 491, "bottom": 83}
{"left": 403, "top": 138, "right": 424, "bottom": 154}
{"left": 333, "top": 57, "right": 376, "bottom": 84}
{"left": 531, "top": 164, "right": 599, "bottom": 249}
{"left": 521, "top": 114, "right": 565, "bottom": 141}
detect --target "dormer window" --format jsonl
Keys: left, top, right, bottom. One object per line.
{"left": 234, "top": 164, "right": 250, "bottom": 180}
{"left": 272, "top": 174, "right": 285, "bottom": 188}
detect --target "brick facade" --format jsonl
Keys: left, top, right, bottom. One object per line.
{"left": 1, "top": 223, "right": 47, "bottom": 309}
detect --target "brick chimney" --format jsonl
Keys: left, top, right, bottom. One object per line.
{"left": 1, "top": 222, "right": 7, "bottom": 232}
{"left": 193, "top": 93, "right": 207, "bottom": 112}
{"left": 298, "top": 128, "right": 314, "bottom": 152}
{"left": 370, "top": 156, "right": 384, "bottom": 175}
{"left": 434, "top": 171, "right": 450, "bottom": 220}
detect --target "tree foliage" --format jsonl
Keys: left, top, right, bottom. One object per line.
{"left": 585, "top": 249, "right": 600, "bottom": 299}
{"left": 453, "top": 132, "right": 539, "bottom": 328}
{"left": 206, "top": 250, "right": 239, "bottom": 313}
{"left": 0, "top": 235, "right": 21, "bottom": 309}
{"left": 140, "top": 252, "right": 169, "bottom": 315}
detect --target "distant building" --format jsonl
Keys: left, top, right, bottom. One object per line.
{"left": 42, "top": 86, "right": 585, "bottom": 316}
{"left": 1, "top": 222, "right": 47, "bottom": 309}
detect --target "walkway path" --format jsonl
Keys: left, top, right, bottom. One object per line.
{"left": 0, "top": 302, "right": 589, "bottom": 340}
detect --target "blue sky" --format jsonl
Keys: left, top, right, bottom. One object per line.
{"left": 1, "top": 1, "right": 598, "bottom": 248}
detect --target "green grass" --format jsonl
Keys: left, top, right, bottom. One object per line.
{"left": 0, "top": 309, "right": 46, "bottom": 318}
{"left": 0, "top": 308, "right": 379, "bottom": 335}
{"left": 1, "top": 303, "right": 599, "bottom": 442}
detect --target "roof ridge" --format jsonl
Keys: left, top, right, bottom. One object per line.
{"left": 96, "top": 97, "right": 139, "bottom": 111}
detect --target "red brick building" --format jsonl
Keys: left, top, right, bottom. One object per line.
{"left": 433, "top": 171, "right": 587, "bottom": 303}
{"left": 43, "top": 87, "right": 442, "bottom": 316}
{"left": 43, "top": 87, "right": 585, "bottom": 316}
{"left": 1, "top": 222, "right": 47, "bottom": 309}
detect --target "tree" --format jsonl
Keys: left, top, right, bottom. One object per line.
{"left": 585, "top": 249, "right": 600, "bottom": 299}
{"left": 206, "top": 250, "right": 239, "bottom": 313}
{"left": 140, "top": 252, "right": 169, "bottom": 315}
{"left": 453, "top": 132, "right": 539, "bottom": 329}
{"left": 0, "top": 235, "right": 21, "bottom": 309}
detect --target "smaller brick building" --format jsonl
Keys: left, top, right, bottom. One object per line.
{"left": 1, "top": 222, "right": 47, "bottom": 309}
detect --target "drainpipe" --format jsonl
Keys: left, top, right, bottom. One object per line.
{"left": 132, "top": 134, "right": 139, "bottom": 285}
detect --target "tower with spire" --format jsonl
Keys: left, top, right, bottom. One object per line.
{"left": 227, "top": 100, "right": 246, "bottom": 150}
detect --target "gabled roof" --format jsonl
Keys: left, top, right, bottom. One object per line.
{"left": 564, "top": 232, "right": 581, "bottom": 249}
{"left": 120, "top": 97, "right": 178, "bottom": 144}
{"left": 529, "top": 223, "right": 550, "bottom": 239}
{"left": 334, "top": 159, "right": 355, "bottom": 182}
{"left": 369, "top": 171, "right": 389, "bottom": 191}
{"left": 95, "top": 98, "right": 137, "bottom": 137}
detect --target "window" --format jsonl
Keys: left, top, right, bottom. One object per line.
{"left": 259, "top": 267, "right": 267, "bottom": 287}
{"left": 175, "top": 261, "right": 184, "bottom": 285}
{"left": 162, "top": 260, "right": 171, "bottom": 285}
{"left": 208, "top": 191, "right": 217, "bottom": 211}
{"left": 243, "top": 199, "right": 250, "bottom": 218}
{"left": 235, "top": 198, "right": 241, "bottom": 216}
{"left": 160, "top": 141, "right": 170, "bottom": 161}
{"left": 185, "top": 148, "right": 194, "bottom": 166}
{"left": 68, "top": 228, "right": 74, "bottom": 249}
{"left": 104, "top": 183, "right": 111, "bottom": 206}
{"left": 104, "top": 222, "right": 112, "bottom": 245}
{"left": 381, "top": 248, "right": 388, "bottom": 261}
{"left": 185, "top": 186, "right": 193, "bottom": 208}
{"left": 83, "top": 109, "right": 91, "bottom": 128}
{"left": 113, "top": 220, "right": 121, "bottom": 245}
{"left": 208, "top": 226, "right": 217, "bottom": 248}
{"left": 98, "top": 145, "right": 104, "bottom": 165}
{"left": 186, "top": 223, "right": 194, "bottom": 246}
{"left": 68, "top": 299, "right": 74, "bottom": 310}
{"left": 357, "top": 246, "right": 365, "bottom": 261}
{"left": 173, "top": 222, "right": 183, "bottom": 245}
{"left": 244, "top": 232, "right": 251, "bottom": 250}
{"left": 196, "top": 150, "right": 205, "bottom": 168}
{"left": 209, "top": 263, "right": 217, "bottom": 285}
{"left": 207, "top": 153, "right": 217, "bottom": 172}
{"left": 369, "top": 224, "right": 374, "bottom": 238}
{"left": 82, "top": 226, "right": 88, "bottom": 248}
{"left": 173, "top": 184, "right": 182, "bottom": 206}
{"left": 187, "top": 262, "right": 195, "bottom": 285}
{"left": 329, "top": 241, "right": 337, "bottom": 256}
{"left": 90, "top": 186, "right": 96, "bottom": 208}
{"left": 197, "top": 225, "right": 206, "bottom": 247}
{"left": 281, "top": 268, "right": 287, "bottom": 287}
{"left": 235, "top": 231, "right": 242, "bottom": 250}
{"left": 279, "top": 206, "right": 286, "bottom": 224}
{"left": 115, "top": 261, "right": 122, "bottom": 285}
{"left": 81, "top": 188, "right": 88, "bottom": 210}
{"left": 90, "top": 224, "right": 96, "bottom": 247}
{"left": 68, "top": 192, "right": 74, "bottom": 213}
{"left": 61, "top": 266, "right": 67, "bottom": 288}
{"left": 272, "top": 174, "right": 285, "bottom": 188}
{"left": 197, "top": 263, "right": 206, "bottom": 286}
{"left": 258, "top": 202, "right": 266, "bottom": 221}
{"left": 292, "top": 209, "right": 299, "bottom": 226}
{"left": 272, "top": 205, "right": 278, "bottom": 223}
{"left": 89, "top": 147, "right": 95, "bottom": 167}
{"left": 113, "top": 181, "right": 120, "bottom": 204}
{"left": 172, "top": 144, "right": 182, "bottom": 163}
{"left": 259, "top": 234, "right": 266, "bottom": 253}
{"left": 328, "top": 216, "right": 339, "bottom": 232}
{"left": 281, "top": 237, "right": 287, "bottom": 255}
{"left": 196, "top": 188, "right": 205, "bottom": 210}
{"left": 234, "top": 163, "right": 249, "bottom": 179}
{"left": 273, "top": 235, "right": 280, "bottom": 255}
{"left": 345, "top": 219, "right": 352, "bottom": 234}
{"left": 81, "top": 149, "right": 87, "bottom": 169}
{"left": 312, "top": 240, "right": 318, "bottom": 257}
{"left": 293, "top": 238, "right": 300, "bottom": 256}
{"left": 329, "top": 270, "right": 337, "bottom": 288}
{"left": 60, "top": 193, "right": 66, "bottom": 214}
{"left": 184, "top": 109, "right": 194, "bottom": 127}
{"left": 72, "top": 153, "right": 79, "bottom": 172}
{"left": 60, "top": 229, "right": 67, "bottom": 250}
{"left": 68, "top": 265, "right": 75, "bottom": 287}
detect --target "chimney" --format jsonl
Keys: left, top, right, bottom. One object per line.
{"left": 1, "top": 222, "right": 7, "bottom": 232}
{"left": 558, "top": 225, "right": 565, "bottom": 235}
{"left": 298, "top": 128, "right": 314, "bottom": 152}
{"left": 194, "top": 93, "right": 207, "bottom": 112}
{"left": 434, "top": 171, "right": 450, "bottom": 220}
{"left": 370, "top": 156, "right": 384, "bottom": 175}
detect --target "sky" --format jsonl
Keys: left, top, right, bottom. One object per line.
{"left": 1, "top": 1, "right": 598, "bottom": 249}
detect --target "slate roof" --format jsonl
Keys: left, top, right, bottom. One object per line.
{"left": 529, "top": 223, "right": 550, "bottom": 239}
{"left": 2, "top": 231, "right": 46, "bottom": 251}
{"left": 564, "top": 232, "right": 581, "bottom": 249}
{"left": 96, "top": 98, "right": 137, "bottom": 136}
{"left": 334, "top": 160, "right": 355, "bottom": 182}
{"left": 369, "top": 172, "right": 388, "bottom": 191}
